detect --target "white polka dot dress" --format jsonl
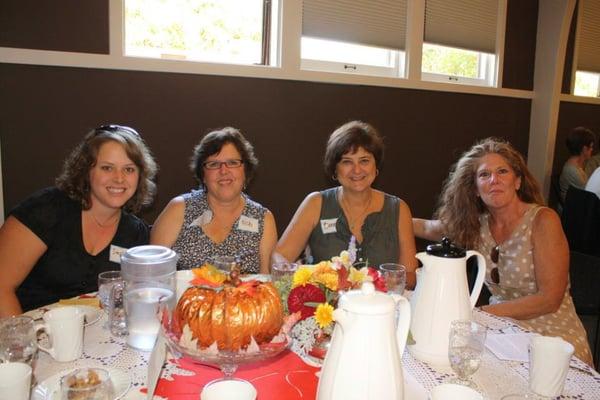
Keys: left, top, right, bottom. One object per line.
{"left": 479, "top": 205, "right": 593, "bottom": 366}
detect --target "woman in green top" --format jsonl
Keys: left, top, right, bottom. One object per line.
{"left": 274, "top": 121, "right": 418, "bottom": 288}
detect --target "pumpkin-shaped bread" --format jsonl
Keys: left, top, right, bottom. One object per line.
{"left": 176, "top": 281, "right": 284, "bottom": 351}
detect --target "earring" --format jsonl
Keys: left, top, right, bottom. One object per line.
{"left": 332, "top": 174, "right": 337, "bottom": 181}
{"left": 376, "top": 169, "right": 379, "bottom": 176}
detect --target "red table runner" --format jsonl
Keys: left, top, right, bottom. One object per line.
{"left": 151, "top": 350, "right": 320, "bottom": 399}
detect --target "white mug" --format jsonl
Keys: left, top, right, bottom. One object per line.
{"left": 35, "top": 306, "right": 84, "bottom": 362}
{"left": 201, "top": 379, "right": 257, "bottom": 400}
{"left": 529, "top": 335, "right": 574, "bottom": 397}
{"left": 430, "top": 383, "right": 483, "bottom": 400}
{"left": 0, "top": 362, "right": 32, "bottom": 400}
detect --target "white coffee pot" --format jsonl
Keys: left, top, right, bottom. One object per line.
{"left": 317, "top": 281, "right": 411, "bottom": 400}
{"left": 408, "top": 238, "right": 486, "bottom": 366}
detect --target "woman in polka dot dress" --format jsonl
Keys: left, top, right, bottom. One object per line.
{"left": 414, "top": 137, "right": 593, "bottom": 366}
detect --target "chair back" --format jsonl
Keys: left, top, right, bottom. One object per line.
{"left": 562, "top": 186, "right": 600, "bottom": 256}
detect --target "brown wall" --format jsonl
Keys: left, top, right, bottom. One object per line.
{"left": 503, "top": 0, "right": 538, "bottom": 91}
{"left": 0, "top": 63, "right": 532, "bottom": 233}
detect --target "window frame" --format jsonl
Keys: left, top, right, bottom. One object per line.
{"left": 421, "top": 47, "right": 497, "bottom": 87}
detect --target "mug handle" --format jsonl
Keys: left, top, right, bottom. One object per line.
{"left": 466, "top": 250, "right": 486, "bottom": 309}
{"left": 33, "top": 322, "right": 55, "bottom": 359}
{"left": 108, "top": 281, "right": 128, "bottom": 335}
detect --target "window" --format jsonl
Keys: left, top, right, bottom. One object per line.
{"left": 422, "top": 0, "right": 499, "bottom": 87}
{"left": 574, "top": 0, "right": 600, "bottom": 97}
{"left": 574, "top": 71, "right": 600, "bottom": 98}
{"left": 300, "top": 0, "right": 407, "bottom": 78}
{"left": 422, "top": 43, "right": 495, "bottom": 86}
{"left": 124, "top": 0, "right": 276, "bottom": 66}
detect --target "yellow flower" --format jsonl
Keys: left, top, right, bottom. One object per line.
{"left": 314, "top": 261, "right": 334, "bottom": 274}
{"left": 315, "top": 303, "right": 335, "bottom": 329}
{"left": 314, "top": 271, "right": 338, "bottom": 291}
{"left": 192, "top": 264, "right": 227, "bottom": 284}
{"left": 292, "top": 266, "right": 314, "bottom": 287}
{"left": 348, "top": 266, "right": 367, "bottom": 284}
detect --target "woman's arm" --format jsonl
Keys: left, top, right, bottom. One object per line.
{"left": 412, "top": 218, "right": 445, "bottom": 241}
{"left": 0, "top": 217, "right": 48, "bottom": 317}
{"left": 259, "top": 210, "right": 277, "bottom": 274}
{"left": 150, "top": 196, "right": 185, "bottom": 247}
{"left": 398, "top": 200, "right": 419, "bottom": 289}
{"left": 481, "top": 208, "right": 568, "bottom": 319}
{"left": 273, "top": 192, "right": 322, "bottom": 263}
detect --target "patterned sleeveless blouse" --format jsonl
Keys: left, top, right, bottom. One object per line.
{"left": 172, "top": 189, "right": 266, "bottom": 274}
{"left": 479, "top": 204, "right": 592, "bottom": 365}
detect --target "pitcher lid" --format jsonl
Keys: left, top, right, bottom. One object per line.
{"left": 425, "top": 237, "right": 466, "bottom": 258}
{"left": 120, "top": 245, "right": 178, "bottom": 278}
{"left": 338, "top": 282, "right": 395, "bottom": 315}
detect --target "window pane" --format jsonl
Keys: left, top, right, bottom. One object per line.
{"left": 422, "top": 43, "right": 482, "bottom": 79}
{"left": 301, "top": 37, "right": 396, "bottom": 68}
{"left": 574, "top": 71, "right": 600, "bottom": 97}
{"left": 125, "top": 0, "right": 265, "bottom": 65}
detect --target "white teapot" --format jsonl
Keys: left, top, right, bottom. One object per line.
{"left": 408, "top": 238, "right": 486, "bottom": 366}
{"left": 317, "top": 282, "right": 411, "bottom": 400}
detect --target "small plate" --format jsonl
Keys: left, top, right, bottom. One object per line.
{"left": 32, "top": 367, "right": 131, "bottom": 400}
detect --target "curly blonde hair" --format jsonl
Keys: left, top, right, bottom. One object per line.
{"left": 435, "top": 137, "right": 544, "bottom": 248}
{"left": 55, "top": 125, "right": 158, "bottom": 213}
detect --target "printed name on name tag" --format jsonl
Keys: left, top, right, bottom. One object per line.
{"left": 238, "top": 215, "right": 259, "bottom": 233}
{"left": 320, "top": 218, "right": 338, "bottom": 234}
{"left": 109, "top": 245, "right": 128, "bottom": 263}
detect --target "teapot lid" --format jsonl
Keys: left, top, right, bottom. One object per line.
{"left": 338, "top": 282, "right": 395, "bottom": 315}
{"left": 425, "top": 237, "right": 466, "bottom": 258}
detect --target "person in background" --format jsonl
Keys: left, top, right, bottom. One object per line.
{"left": 559, "top": 126, "right": 595, "bottom": 202}
{"left": 151, "top": 127, "right": 277, "bottom": 274}
{"left": 274, "top": 120, "right": 418, "bottom": 288}
{"left": 0, "top": 125, "right": 157, "bottom": 316}
{"left": 413, "top": 137, "right": 592, "bottom": 365}
{"left": 584, "top": 130, "right": 600, "bottom": 177}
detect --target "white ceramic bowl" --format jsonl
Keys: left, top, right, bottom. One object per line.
{"left": 200, "top": 378, "right": 257, "bottom": 400}
{"left": 430, "top": 383, "right": 483, "bottom": 400}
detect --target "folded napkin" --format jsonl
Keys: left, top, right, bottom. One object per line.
{"left": 58, "top": 297, "right": 100, "bottom": 308}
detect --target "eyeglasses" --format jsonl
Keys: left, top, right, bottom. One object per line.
{"left": 203, "top": 159, "right": 244, "bottom": 170}
{"left": 96, "top": 124, "right": 141, "bottom": 138}
{"left": 490, "top": 245, "right": 500, "bottom": 284}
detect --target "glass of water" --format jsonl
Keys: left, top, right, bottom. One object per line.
{"left": 98, "top": 270, "right": 122, "bottom": 311}
{"left": 448, "top": 319, "right": 487, "bottom": 388}
{"left": 0, "top": 316, "right": 38, "bottom": 366}
{"left": 379, "top": 263, "right": 407, "bottom": 295}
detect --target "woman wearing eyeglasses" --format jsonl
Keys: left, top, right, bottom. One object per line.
{"left": 0, "top": 125, "right": 157, "bottom": 316}
{"left": 413, "top": 137, "right": 592, "bottom": 365}
{"left": 151, "top": 127, "right": 277, "bottom": 274}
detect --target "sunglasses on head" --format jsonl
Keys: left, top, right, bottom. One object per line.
{"left": 490, "top": 245, "right": 500, "bottom": 284}
{"left": 95, "top": 124, "right": 141, "bottom": 138}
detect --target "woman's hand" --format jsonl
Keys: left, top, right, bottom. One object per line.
{"left": 0, "top": 216, "right": 47, "bottom": 317}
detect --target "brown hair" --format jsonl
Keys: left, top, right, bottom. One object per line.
{"left": 435, "top": 137, "right": 544, "bottom": 248}
{"left": 55, "top": 125, "right": 157, "bottom": 213}
{"left": 323, "top": 120, "right": 384, "bottom": 179}
{"left": 190, "top": 127, "right": 259, "bottom": 187}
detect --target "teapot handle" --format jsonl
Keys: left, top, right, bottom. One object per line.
{"left": 392, "top": 295, "right": 411, "bottom": 356}
{"left": 466, "top": 250, "right": 486, "bottom": 309}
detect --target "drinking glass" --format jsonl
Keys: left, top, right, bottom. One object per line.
{"left": 60, "top": 368, "right": 115, "bottom": 400}
{"left": 212, "top": 256, "right": 239, "bottom": 273}
{"left": 448, "top": 320, "right": 487, "bottom": 388}
{"left": 98, "top": 270, "right": 122, "bottom": 311}
{"left": 379, "top": 263, "right": 407, "bottom": 295}
{"left": 271, "top": 262, "right": 298, "bottom": 308}
{"left": 0, "top": 316, "right": 38, "bottom": 366}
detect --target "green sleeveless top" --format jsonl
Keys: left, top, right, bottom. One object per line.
{"left": 307, "top": 187, "right": 400, "bottom": 267}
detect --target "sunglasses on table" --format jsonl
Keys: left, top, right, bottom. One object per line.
{"left": 490, "top": 245, "right": 500, "bottom": 284}
{"left": 95, "top": 124, "right": 141, "bottom": 138}
{"left": 203, "top": 159, "right": 244, "bottom": 170}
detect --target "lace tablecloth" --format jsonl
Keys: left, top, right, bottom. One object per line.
{"left": 32, "top": 305, "right": 600, "bottom": 399}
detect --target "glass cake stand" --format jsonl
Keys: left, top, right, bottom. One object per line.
{"left": 159, "top": 306, "right": 291, "bottom": 398}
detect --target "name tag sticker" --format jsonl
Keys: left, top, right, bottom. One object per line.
{"left": 190, "top": 210, "right": 213, "bottom": 228}
{"left": 109, "top": 245, "right": 128, "bottom": 263}
{"left": 238, "top": 215, "right": 259, "bottom": 233}
{"left": 320, "top": 218, "right": 338, "bottom": 234}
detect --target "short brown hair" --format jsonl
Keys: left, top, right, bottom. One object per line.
{"left": 566, "top": 126, "right": 595, "bottom": 155}
{"left": 190, "top": 127, "right": 259, "bottom": 186}
{"left": 323, "top": 121, "right": 384, "bottom": 178}
{"left": 56, "top": 125, "right": 158, "bottom": 213}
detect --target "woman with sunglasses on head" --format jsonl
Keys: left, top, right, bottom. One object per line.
{"left": 0, "top": 125, "right": 157, "bottom": 316}
{"left": 413, "top": 137, "right": 592, "bottom": 365}
{"left": 151, "top": 127, "right": 277, "bottom": 274}
{"left": 274, "top": 121, "right": 418, "bottom": 288}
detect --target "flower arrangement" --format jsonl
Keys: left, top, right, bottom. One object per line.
{"left": 278, "top": 239, "right": 387, "bottom": 357}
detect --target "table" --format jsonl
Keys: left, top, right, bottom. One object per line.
{"left": 32, "top": 303, "right": 600, "bottom": 399}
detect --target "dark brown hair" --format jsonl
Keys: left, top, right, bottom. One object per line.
{"left": 190, "top": 127, "right": 259, "bottom": 187}
{"left": 323, "top": 120, "right": 384, "bottom": 178}
{"left": 55, "top": 125, "right": 157, "bottom": 213}
{"left": 565, "top": 126, "right": 595, "bottom": 155}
